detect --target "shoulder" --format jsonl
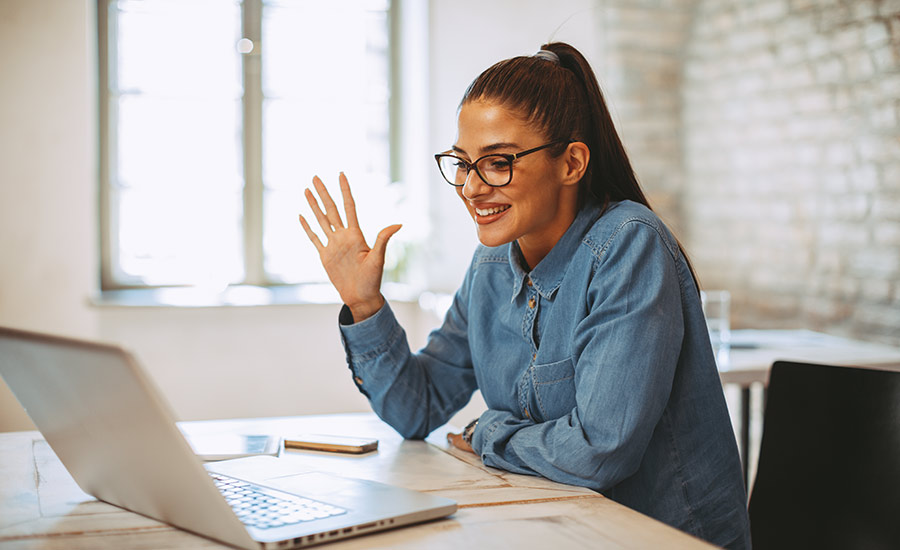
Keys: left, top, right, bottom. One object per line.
{"left": 580, "top": 201, "right": 680, "bottom": 262}
{"left": 455, "top": 244, "right": 514, "bottom": 302}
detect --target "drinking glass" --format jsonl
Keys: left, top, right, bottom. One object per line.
{"left": 701, "top": 290, "right": 731, "bottom": 367}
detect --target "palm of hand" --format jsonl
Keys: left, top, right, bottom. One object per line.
{"left": 319, "top": 225, "right": 382, "bottom": 304}
{"left": 298, "top": 173, "right": 402, "bottom": 321}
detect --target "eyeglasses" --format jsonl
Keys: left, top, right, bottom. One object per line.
{"left": 434, "top": 140, "right": 569, "bottom": 188}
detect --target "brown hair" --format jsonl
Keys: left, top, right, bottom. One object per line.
{"left": 460, "top": 42, "right": 648, "bottom": 212}
{"left": 461, "top": 42, "right": 700, "bottom": 290}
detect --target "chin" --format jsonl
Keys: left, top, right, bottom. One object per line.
{"left": 475, "top": 229, "right": 514, "bottom": 248}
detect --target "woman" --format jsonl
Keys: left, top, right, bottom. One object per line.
{"left": 299, "top": 42, "right": 751, "bottom": 549}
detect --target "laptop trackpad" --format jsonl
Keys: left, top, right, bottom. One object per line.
{"left": 267, "top": 472, "right": 390, "bottom": 506}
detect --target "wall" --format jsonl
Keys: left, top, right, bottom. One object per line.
{"left": 561, "top": 0, "right": 900, "bottom": 345}
{"left": 683, "top": 0, "right": 900, "bottom": 344}
{"left": 598, "top": 0, "right": 697, "bottom": 234}
{"left": 0, "top": 0, "right": 98, "bottom": 430}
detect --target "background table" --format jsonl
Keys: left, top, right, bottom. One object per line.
{"left": 0, "top": 413, "right": 714, "bottom": 549}
{"left": 717, "top": 329, "right": 900, "bottom": 489}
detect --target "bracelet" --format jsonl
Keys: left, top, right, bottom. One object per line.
{"left": 462, "top": 418, "right": 479, "bottom": 446}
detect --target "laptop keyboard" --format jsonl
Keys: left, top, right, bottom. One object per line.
{"left": 210, "top": 472, "right": 347, "bottom": 530}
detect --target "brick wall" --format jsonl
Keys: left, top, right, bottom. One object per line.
{"left": 598, "top": 0, "right": 697, "bottom": 235}
{"left": 676, "top": 0, "right": 900, "bottom": 344}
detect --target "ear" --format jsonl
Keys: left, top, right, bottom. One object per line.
{"left": 559, "top": 141, "right": 590, "bottom": 186}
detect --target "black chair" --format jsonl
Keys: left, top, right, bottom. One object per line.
{"left": 748, "top": 361, "right": 900, "bottom": 550}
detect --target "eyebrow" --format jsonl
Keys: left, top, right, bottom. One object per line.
{"left": 451, "top": 142, "right": 520, "bottom": 156}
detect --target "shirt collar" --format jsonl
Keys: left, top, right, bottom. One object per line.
{"left": 507, "top": 204, "right": 601, "bottom": 302}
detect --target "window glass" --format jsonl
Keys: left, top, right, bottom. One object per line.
{"left": 261, "top": 0, "right": 393, "bottom": 283}
{"left": 110, "top": 0, "right": 244, "bottom": 286}
{"left": 103, "top": 0, "right": 395, "bottom": 288}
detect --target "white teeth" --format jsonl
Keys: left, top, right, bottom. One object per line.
{"left": 475, "top": 205, "right": 510, "bottom": 216}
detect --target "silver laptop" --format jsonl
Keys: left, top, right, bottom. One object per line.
{"left": 0, "top": 325, "right": 457, "bottom": 549}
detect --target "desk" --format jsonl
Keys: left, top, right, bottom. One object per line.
{"left": 718, "top": 330, "right": 900, "bottom": 487}
{"left": 0, "top": 413, "right": 714, "bottom": 549}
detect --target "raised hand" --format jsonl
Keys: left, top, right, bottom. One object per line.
{"left": 298, "top": 173, "right": 402, "bottom": 322}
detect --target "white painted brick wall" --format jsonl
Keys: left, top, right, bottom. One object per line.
{"left": 590, "top": 0, "right": 898, "bottom": 344}
{"left": 681, "top": 0, "right": 900, "bottom": 344}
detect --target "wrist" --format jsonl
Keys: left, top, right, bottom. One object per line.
{"left": 346, "top": 296, "right": 385, "bottom": 323}
{"left": 462, "top": 418, "right": 479, "bottom": 447}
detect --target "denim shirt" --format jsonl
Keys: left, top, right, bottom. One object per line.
{"left": 339, "top": 201, "right": 751, "bottom": 549}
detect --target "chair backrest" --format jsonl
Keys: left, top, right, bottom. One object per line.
{"left": 748, "top": 361, "right": 900, "bottom": 550}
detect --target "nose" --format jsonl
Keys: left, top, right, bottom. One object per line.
{"left": 461, "top": 167, "right": 490, "bottom": 200}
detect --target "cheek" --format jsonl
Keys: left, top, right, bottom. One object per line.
{"left": 531, "top": 180, "right": 564, "bottom": 210}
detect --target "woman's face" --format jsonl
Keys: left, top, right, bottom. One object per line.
{"left": 452, "top": 100, "right": 580, "bottom": 268}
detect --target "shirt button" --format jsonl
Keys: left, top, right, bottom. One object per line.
{"left": 528, "top": 297, "right": 536, "bottom": 309}
{"left": 353, "top": 376, "right": 363, "bottom": 386}
{"left": 526, "top": 279, "right": 533, "bottom": 287}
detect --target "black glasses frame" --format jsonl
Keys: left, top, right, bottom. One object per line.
{"left": 434, "top": 140, "right": 570, "bottom": 188}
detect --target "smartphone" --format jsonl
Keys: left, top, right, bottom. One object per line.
{"left": 284, "top": 434, "right": 378, "bottom": 454}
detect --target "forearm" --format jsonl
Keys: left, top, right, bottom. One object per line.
{"left": 340, "top": 302, "right": 476, "bottom": 439}
{"left": 471, "top": 408, "right": 649, "bottom": 490}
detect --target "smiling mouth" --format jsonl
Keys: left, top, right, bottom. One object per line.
{"left": 474, "top": 205, "right": 510, "bottom": 217}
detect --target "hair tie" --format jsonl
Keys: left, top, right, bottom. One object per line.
{"left": 533, "top": 49, "right": 560, "bottom": 64}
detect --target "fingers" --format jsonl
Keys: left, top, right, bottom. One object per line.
{"left": 445, "top": 432, "right": 473, "bottom": 453}
{"left": 298, "top": 214, "right": 324, "bottom": 252}
{"left": 371, "top": 224, "right": 402, "bottom": 262}
{"left": 339, "top": 172, "right": 360, "bottom": 229}
{"left": 312, "top": 175, "right": 345, "bottom": 230}
{"left": 304, "top": 186, "right": 333, "bottom": 236}
{"left": 302, "top": 174, "right": 394, "bottom": 258}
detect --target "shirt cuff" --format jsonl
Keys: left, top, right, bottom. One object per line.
{"left": 338, "top": 300, "right": 399, "bottom": 358}
{"left": 470, "top": 410, "right": 498, "bottom": 456}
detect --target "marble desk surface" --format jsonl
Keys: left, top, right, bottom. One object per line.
{"left": 0, "top": 413, "right": 714, "bottom": 549}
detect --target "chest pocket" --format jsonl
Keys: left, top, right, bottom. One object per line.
{"left": 529, "top": 356, "right": 577, "bottom": 422}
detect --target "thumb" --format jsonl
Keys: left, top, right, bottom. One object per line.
{"left": 371, "top": 224, "right": 403, "bottom": 261}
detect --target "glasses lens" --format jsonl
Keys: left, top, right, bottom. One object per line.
{"left": 475, "top": 155, "right": 512, "bottom": 186}
{"left": 438, "top": 155, "right": 468, "bottom": 186}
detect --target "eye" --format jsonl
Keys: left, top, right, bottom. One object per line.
{"left": 488, "top": 158, "right": 511, "bottom": 170}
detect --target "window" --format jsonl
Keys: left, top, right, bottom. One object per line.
{"left": 99, "top": 0, "right": 403, "bottom": 292}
